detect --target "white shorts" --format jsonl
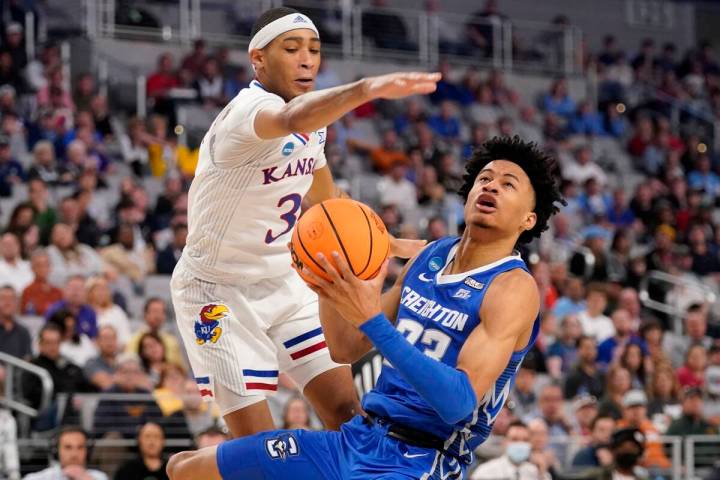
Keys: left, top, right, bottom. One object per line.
{"left": 170, "top": 258, "right": 341, "bottom": 414}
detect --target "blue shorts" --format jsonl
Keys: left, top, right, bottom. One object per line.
{"left": 217, "top": 415, "right": 465, "bottom": 479}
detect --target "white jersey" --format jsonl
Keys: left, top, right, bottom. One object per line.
{"left": 181, "top": 80, "right": 327, "bottom": 283}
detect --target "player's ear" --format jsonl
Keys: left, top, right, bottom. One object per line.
{"left": 249, "top": 48, "right": 264, "bottom": 72}
{"left": 523, "top": 211, "right": 537, "bottom": 232}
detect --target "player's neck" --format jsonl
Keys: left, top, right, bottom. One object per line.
{"left": 447, "top": 234, "right": 516, "bottom": 275}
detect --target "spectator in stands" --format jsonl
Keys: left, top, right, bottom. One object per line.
{"left": 509, "top": 365, "right": 537, "bottom": 419}
{"left": 156, "top": 223, "right": 186, "bottom": 275}
{"left": 73, "top": 73, "right": 97, "bottom": 112}
{"left": 1, "top": 22, "right": 26, "bottom": 71}
{"left": 616, "top": 389, "right": 671, "bottom": 469}
{"left": 20, "top": 249, "right": 62, "bottom": 316}
{"left": 468, "top": 84, "right": 501, "bottom": 125}
{"left": 641, "top": 320, "right": 671, "bottom": 371}
{"left": 46, "top": 275, "right": 98, "bottom": 339}
{"left": 27, "top": 141, "right": 59, "bottom": 185}
{"left": 470, "top": 421, "right": 549, "bottom": 480}
{"left": 665, "top": 386, "right": 716, "bottom": 436}
{"left": 36, "top": 67, "right": 75, "bottom": 114}
{"left": 547, "top": 314, "right": 581, "bottom": 376}
{"left": 427, "top": 100, "right": 461, "bottom": 142}
{"left": 181, "top": 39, "right": 207, "bottom": 75}
{"left": 647, "top": 366, "right": 682, "bottom": 428}
{"left": 0, "top": 232, "right": 32, "bottom": 294}
{"left": 676, "top": 344, "right": 707, "bottom": 389}
{"left": 281, "top": 396, "right": 313, "bottom": 430}
{"left": 598, "top": 35, "right": 622, "bottom": 66}
{"left": 598, "top": 365, "right": 632, "bottom": 420}
{"left": 564, "top": 335, "right": 605, "bottom": 400}
{"left": 526, "top": 384, "right": 572, "bottom": 463}
{"left": 22, "top": 324, "right": 95, "bottom": 423}
{"left": 663, "top": 303, "right": 714, "bottom": 367}
{"left": 570, "top": 227, "right": 610, "bottom": 282}
{"left": 627, "top": 116, "right": 654, "bottom": 158}
{"left": 86, "top": 276, "right": 130, "bottom": 347}
{"left": 597, "top": 309, "right": 641, "bottom": 365}
{"left": 428, "top": 62, "right": 473, "bottom": 106}
{"left": 426, "top": 216, "right": 448, "bottom": 242}
{"left": 195, "top": 427, "right": 228, "bottom": 449}
{"left": 23, "top": 426, "right": 107, "bottom": 480}
{"left": 572, "top": 394, "right": 599, "bottom": 440}
{"left": 351, "top": 129, "right": 408, "bottom": 174}
{"left": 361, "top": 0, "right": 416, "bottom": 51}
{"left": 93, "top": 353, "right": 163, "bottom": 439}
{"left": 113, "top": 422, "right": 169, "bottom": 480}
{"left": 0, "top": 134, "right": 23, "bottom": 198}
{"left": 542, "top": 77, "right": 576, "bottom": 120}
{"left": 620, "top": 342, "right": 648, "bottom": 389}
{"left": 84, "top": 325, "right": 120, "bottom": 391}
{"left": 0, "top": 285, "right": 31, "bottom": 360}
{"left": 48, "top": 308, "right": 97, "bottom": 367}
{"left": 515, "top": 105, "right": 543, "bottom": 146}
{"left": 153, "top": 362, "right": 207, "bottom": 436}
{"left": 194, "top": 57, "right": 225, "bottom": 108}
{"left": 571, "top": 414, "right": 615, "bottom": 468}
{"left": 578, "top": 284, "right": 614, "bottom": 342}
{"left": 552, "top": 276, "right": 586, "bottom": 319}
{"left": 126, "top": 298, "right": 183, "bottom": 367}
{"left": 527, "top": 418, "right": 562, "bottom": 479}
{"left": 147, "top": 53, "right": 179, "bottom": 124}
{"left": 0, "top": 52, "right": 25, "bottom": 95}
{"left": 47, "top": 223, "right": 104, "bottom": 285}
{"left": 563, "top": 145, "right": 607, "bottom": 188}
{"left": 378, "top": 161, "right": 418, "bottom": 214}
{"left": 100, "top": 222, "right": 155, "bottom": 285}
{"left": 569, "top": 100, "right": 605, "bottom": 136}
{"left": 27, "top": 178, "right": 57, "bottom": 243}
{"left": 138, "top": 332, "right": 166, "bottom": 386}
{"left": 466, "top": 0, "right": 506, "bottom": 58}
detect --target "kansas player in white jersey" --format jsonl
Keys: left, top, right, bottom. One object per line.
{"left": 170, "top": 6, "right": 439, "bottom": 438}
{"left": 167, "top": 137, "right": 566, "bottom": 479}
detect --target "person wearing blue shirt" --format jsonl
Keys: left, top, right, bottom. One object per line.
{"left": 0, "top": 135, "right": 24, "bottom": 197}
{"left": 597, "top": 309, "right": 646, "bottom": 365}
{"left": 687, "top": 155, "right": 720, "bottom": 197}
{"left": 45, "top": 276, "right": 98, "bottom": 339}
{"left": 542, "top": 78, "right": 576, "bottom": 120}
{"left": 552, "top": 276, "right": 586, "bottom": 319}
{"left": 569, "top": 101, "right": 605, "bottom": 136}
{"left": 427, "top": 100, "right": 461, "bottom": 141}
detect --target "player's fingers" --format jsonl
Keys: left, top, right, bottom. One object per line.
{"left": 315, "top": 252, "right": 344, "bottom": 283}
{"left": 301, "top": 265, "right": 331, "bottom": 289}
{"left": 372, "top": 259, "right": 391, "bottom": 286}
{"left": 412, "top": 82, "right": 438, "bottom": 93}
{"left": 330, "top": 251, "right": 358, "bottom": 283}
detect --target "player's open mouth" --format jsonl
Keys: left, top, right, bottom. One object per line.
{"left": 295, "top": 78, "right": 314, "bottom": 87}
{"left": 475, "top": 194, "right": 497, "bottom": 213}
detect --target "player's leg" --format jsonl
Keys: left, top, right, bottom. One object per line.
{"left": 167, "top": 428, "right": 339, "bottom": 480}
{"left": 271, "top": 275, "right": 361, "bottom": 430}
{"left": 170, "top": 265, "right": 280, "bottom": 438}
{"left": 302, "top": 365, "right": 362, "bottom": 431}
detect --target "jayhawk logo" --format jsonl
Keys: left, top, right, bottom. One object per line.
{"left": 194, "top": 304, "right": 228, "bottom": 345}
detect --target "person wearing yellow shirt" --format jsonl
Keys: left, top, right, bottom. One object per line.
{"left": 126, "top": 298, "right": 184, "bottom": 367}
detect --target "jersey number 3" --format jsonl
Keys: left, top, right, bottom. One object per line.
{"left": 265, "top": 193, "right": 302, "bottom": 244}
{"left": 395, "top": 318, "right": 451, "bottom": 361}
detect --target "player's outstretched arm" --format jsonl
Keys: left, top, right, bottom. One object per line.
{"left": 254, "top": 72, "right": 441, "bottom": 139}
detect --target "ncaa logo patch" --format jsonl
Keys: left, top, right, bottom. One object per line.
{"left": 194, "top": 304, "right": 228, "bottom": 345}
{"left": 428, "top": 256, "right": 443, "bottom": 272}
{"left": 265, "top": 434, "right": 299, "bottom": 461}
{"left": 282, "top": 142, "right": 295, "bottom": 156}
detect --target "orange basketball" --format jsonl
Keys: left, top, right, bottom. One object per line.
{"left": 291, "top": 198, "right": 390, "bottom": 284}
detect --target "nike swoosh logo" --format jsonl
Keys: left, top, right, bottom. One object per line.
{"left": 404, "top": 452, "right": 430, "bottom": 459}
{"left": 418, "top": 273, "right": 433, "bottom": 282}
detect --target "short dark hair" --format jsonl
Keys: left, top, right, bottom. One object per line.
{"left": 251, "top": 7, "right": 300, "bottom": 38}
{"left": 39, "top": 323, "right": 62, "bottom": 341}
{"left": 507, "top": 420, "right": 528, "bottom": 431}
{"left": 458, "top": 136, "right": 565, "bottom": 244}
{"left": 686, "top": 303, "right": 704, "bottom": 314}
{"left": 144, "top": 297, "right": 165, "bottom": 313}
{"left": 590, "top": 414, "right": 614, "bottom": 431}
{"left": 577, "top": 335, "right": 596, "bottom": 349}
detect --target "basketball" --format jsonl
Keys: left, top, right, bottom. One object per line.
{"left": 291, "top": 198, "right": 390, "bottom": 283}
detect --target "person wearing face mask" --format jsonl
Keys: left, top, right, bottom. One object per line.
{"left": 471, "top": 421, "right": 551, "bottom": 480}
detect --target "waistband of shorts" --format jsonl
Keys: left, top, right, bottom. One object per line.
{"left": 177, "top": 254, "right": 246, "bottom": 284}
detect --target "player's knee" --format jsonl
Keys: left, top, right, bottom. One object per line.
{"left": 166, "top": 451, "right": 196, "bottom": 480}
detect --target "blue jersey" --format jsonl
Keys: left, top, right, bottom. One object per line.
{"left": 363, "top": 236, "right": 540, "bottom": 464}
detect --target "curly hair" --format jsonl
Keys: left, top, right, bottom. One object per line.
{"left": 458, "top": 136, "right": 566, "bottom": 244}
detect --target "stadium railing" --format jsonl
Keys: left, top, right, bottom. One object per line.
{"left": 0, "top": 352, "right": 54, "bottom": 437}
{"left": 638, "top": 269, "right": 718, "bottom": 335}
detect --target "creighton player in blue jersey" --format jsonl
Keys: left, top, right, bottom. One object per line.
{"left": 167, "top": 137, "right": 565, "bottom": 480}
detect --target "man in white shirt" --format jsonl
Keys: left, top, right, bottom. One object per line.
{"left": 377, "top": 161, "right": 418, "bottom": 215}
{"left": 471, "top": 420, "right": 551, "bottom": 480}
{"left": 0, "top": 232, "right": 32, "bottom": 294}
{"left": 23, "top": 427, "right": 107, "bottom": 480}
{"left": 578, "top": 284, "right": 615, "bottom": 342}
{"left": 563, "top": 145, "right": 607, "bottom": 187}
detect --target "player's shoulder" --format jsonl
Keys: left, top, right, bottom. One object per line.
{"left": 484, "top": 268, "right": 539, "bottom": 311}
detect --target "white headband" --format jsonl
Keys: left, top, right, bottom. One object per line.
{"left": 248, "top": 13, "right": 319, "bottom": 53}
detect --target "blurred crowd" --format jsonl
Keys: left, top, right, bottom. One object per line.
{"left": 0, "top": 0, "right": 718, "bottom": 478}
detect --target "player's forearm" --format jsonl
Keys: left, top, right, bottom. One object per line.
{"left": 281, "top": 80, "right": 370, "bottom": 134}
{"left": 319, "top": 300, "right": 373, "bottom": 364}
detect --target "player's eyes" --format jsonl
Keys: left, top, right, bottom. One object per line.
{"left": 504, "top": 182, "right": 515, "bottom": 189}
{"left": 310, "top": 49, "right": 320, "bottom": 54}
{"left": 285, "top": 48, "right": 298, "bottom": 53}
{"left": 478, "top": 177, "right": 490, "bottom": 183}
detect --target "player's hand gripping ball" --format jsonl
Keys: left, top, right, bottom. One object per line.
{"left": 291, "top": 199, "right": 390, "bottom": 285}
